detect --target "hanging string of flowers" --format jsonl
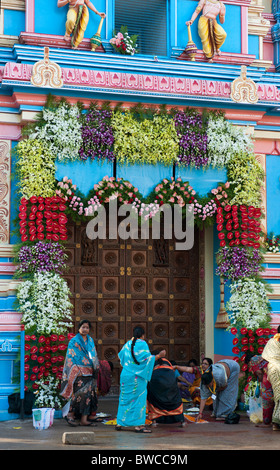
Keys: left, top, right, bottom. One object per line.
{"left": 54, "top": 175, "right": 222, "bottom": 228}
{"left": 79, "top": 103, "right": 115, "bottom": 161}
{"left": 27, "top": 99, "right": 83, "bottom": 162}
{"left": 174, "top": 109, "right": 208, "bottom": 168}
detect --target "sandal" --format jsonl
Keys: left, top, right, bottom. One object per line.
{"left": 135, "top": 426, "right": 152, "bottom": 433}
{"left": 88, "top": 417, "right": 104, "bottom": 423}
{"left": 115, "top": 425, "right": 122, "bottom": 431}
{"left": 65, "top": 416, "right": 79, "bottom": 427}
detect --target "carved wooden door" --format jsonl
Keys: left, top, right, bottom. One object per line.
{"left": 64, "top": 222, "right": 199, "bottom": 391}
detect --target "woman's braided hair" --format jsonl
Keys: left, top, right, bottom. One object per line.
{"left": 131, "top": 326, "right": 145, "bottom": 365}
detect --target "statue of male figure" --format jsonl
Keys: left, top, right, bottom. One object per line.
{"left": 186, "top": 0, "right": 226, "bottom": 61}
{"left": 57, "top": 0, "right": 106, "bottom": 49}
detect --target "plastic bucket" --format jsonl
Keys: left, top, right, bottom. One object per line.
{"left": 32, "top": 408, "right": 54, "bottom": 430}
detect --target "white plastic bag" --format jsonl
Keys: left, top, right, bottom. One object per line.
{"left": 248, "top": 397, "right": 263, "bottom": 424}
{"left": 62, "top": 400, "right": 70, "bottom": 417}
{"left": 32, "top": 408, "right": 54, "bottom": 430}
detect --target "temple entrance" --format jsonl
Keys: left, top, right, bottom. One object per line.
{"left": 64, "top": 222, "right": 200, "bottom": 392}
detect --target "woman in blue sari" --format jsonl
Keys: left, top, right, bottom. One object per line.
{"left": 116, "top": 327, "right": 166, "bottom": 433}
{"left": 61, "top": 319, "right": 100, "bottom": 426}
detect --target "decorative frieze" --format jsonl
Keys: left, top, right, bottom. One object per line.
{"left": 2, "top": 62, "right": 280, "bottom": 104}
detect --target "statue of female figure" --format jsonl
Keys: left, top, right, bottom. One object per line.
{"left": 57, "top": 0, "right": 106, "bottom": 49}
{"left": 186, "top": 0, "right": 226, "bottom": 61}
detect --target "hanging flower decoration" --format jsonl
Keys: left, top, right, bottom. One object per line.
{"left": 111, "top": 111, "right": 179, "bottom": 166}
{"left": 17, "top": 272, "right": 73, "bottom": 336}
{"left": 24, "top": 333, "right": 69, "bottom": 392}
{"left": 216, "top": 246, "right": 263, "bottom": 281}
{"left": 230, "top": 326, "right": 278, "bottom": 402}
{"left": 206, "top": 115, "right": 254, "bottom": 168}
{"left": 148, "top": 177, "right": 217, "bottom": 227}
{"left": 18, "top": 195, "right": 68, "bottom": 243}
{"left": 79, "top": 104, "right": 115, "bottom": 161}
{"left": 15, "top": 241, "right": 67, "bottom": 277}
{"left": 211, "top": 181, "right": 233, "bottom": 207}
{"left": 174, "top": 109, "right": 208, "bottom": 168}
{"left": 226, "top": 278, "right": 272, "bottom": 330}
{"left": 28, "top": 100, "right": 83, "bottom": 162}
{"left": 216, "top": 204, "right": 262, "bottom": 249}
{"left": 14, "top": 138, "right": 56, "bottom": 199}
{"left": 87, "top": 176, "right": 143, "bottom": 206}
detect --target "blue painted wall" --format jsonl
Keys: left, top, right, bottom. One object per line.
{"left": 248, "top": 35, "right": 259, "bottom": 59}
{"left": 35, "top": 0, "right": 107, "bottom": 39}
{"left": 3, "top": 10, "right": 25, "bottom": 36}
{"left": 266, "top": 154, "right": 280, "bottom": 235}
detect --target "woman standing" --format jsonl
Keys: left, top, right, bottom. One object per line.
{"left": 61, "top": 319, "right": 100, "bottom": 426}
{"left": 246, "top": 354, "right": 274, "bottom": 427}
{"left": 198, "top": 359, "right": 240, "bottom": 421}
{"left": 116, "top": 327, "right": 166, "bottom": 433}
{"left": 262, "top": 327, "right": 280, "bottom": 431}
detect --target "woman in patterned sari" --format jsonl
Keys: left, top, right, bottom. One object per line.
{"left": 61, "top": 319, "right": 99, "bottom": 426}
{"left": 174, "top": 358, "right": 213, "bottom": 406}
{"left": 246, "top": 354, "right": 274, "bottom": 427}
{"left": 116, "top": 327, "right": 166, "bottom": 433}
{"left": 262, "top": 327, "right": 280, "bottom": 431}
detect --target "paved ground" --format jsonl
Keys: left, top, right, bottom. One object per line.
{"left": 1, "top": 397, "right": 279, "bottom": 460}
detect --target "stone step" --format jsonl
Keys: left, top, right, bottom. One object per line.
{"left": 62, "top": 431, "right": 95, "bottom": 445}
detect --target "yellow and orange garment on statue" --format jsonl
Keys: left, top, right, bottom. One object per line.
{"left": 66, "top": 4, "right": 89, "bottom": 48}
{"left": 196, "top": 0, "right": 227, "bottom": 59}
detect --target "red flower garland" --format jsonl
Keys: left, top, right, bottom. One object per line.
{"left": 24, "top": 333, "right": 74, "bottom": 391}
{"left": 231, "top": 327, "right": 278, "bottom": 379}
{"left": 216, "top": 204, "right": 262, "bottom": 248}
{"left": 19, "top": 196, "right": 68, "bottom": 243}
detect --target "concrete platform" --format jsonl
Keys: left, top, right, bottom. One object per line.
{"left": 0, "top": 397, "right": 279, "bottom": 457}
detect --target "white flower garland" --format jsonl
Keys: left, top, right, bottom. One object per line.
{"left": 207, "top": 116, "right": 254, "bottom": 168}
{"left": 17, "top": 272, "right": 73, "bottom": 335}
{"left": 30, "top": 103, "right": 82, "bottom": 162}
{"left": 226, "top": 278, "right": 271, "bottom": 330}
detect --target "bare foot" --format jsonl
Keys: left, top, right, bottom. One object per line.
{"left": 64, "top": 33, "right": 71, "bottom": 42}
{"left": 80, "top": 416, "right": 97, "bottom": 426}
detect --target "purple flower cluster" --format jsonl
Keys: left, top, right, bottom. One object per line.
{"left": 216, "top": 246, "right": 262, "bottom": 281}
{"left": 79, "top": 108, "right": 115, "bottom": 161}
{"left": 16, "top": 241, "right": 67, "bottom": 276}
{"left": 174, "top": 111, "right": 208, "bottom": 168}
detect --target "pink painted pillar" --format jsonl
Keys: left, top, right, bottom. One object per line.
{"left": 241, "top": 5, "right": 248, "bottom": 54}
{"left": 25, "top": 0, "right": 35, "bottom": 33}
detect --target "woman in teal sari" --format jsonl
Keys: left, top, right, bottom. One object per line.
{"left": 116, "top": 327, "right": 166, "bottom": 433}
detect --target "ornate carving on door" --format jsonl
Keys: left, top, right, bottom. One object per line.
{"left": 63, "top": 222, "right": 200, "bottom": 391}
